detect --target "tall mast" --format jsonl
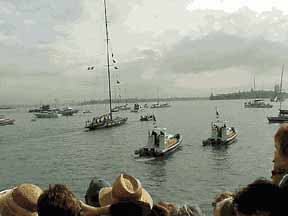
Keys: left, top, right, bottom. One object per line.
{"left": 280, "top": 64, "right": 284, "bottom": 110}
{"left": 103, "top": 0, "right": 112, "bottom": 119}
{"left": 157, "top": 88, "right": 159, "bottom": 104}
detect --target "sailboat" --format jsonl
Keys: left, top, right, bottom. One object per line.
{"left": 150, "top": 88, "right": 171, "bottom": 109}
{"left": 267, "top": 65, "right": 288, "bottom": 123}
{"left": 85, "top": 0, "right": 128, "bottom": 130}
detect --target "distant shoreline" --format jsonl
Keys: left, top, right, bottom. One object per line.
{"left": 78, "top": 96, "right": 208, "bottom": 106}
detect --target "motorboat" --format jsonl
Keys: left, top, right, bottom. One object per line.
{"left": 268, "top": 109, "right": 288, "bottom": 123}
{"left": 118, "top": 104, "right": 131, "bottom": 111}
{"left": 131, "top": 104, "right": 143, "bottom": 113}
{"left": 85, "top": 113, "right": 128, "bottom": 130}
{"left": 83, "top": 110, "right": 92, "bottom": 114}
{"left": 140, "top": 114, "right": 155, "bottom": 121}
{"left": 135, "top": 127, "right": 182, "bottom": 157}
{"left": 28, "top": 104, "right": 51, "bottom": 113}
{"left": 83, "top": 110, "right": 90, "bottom": 114}
{"left": 111, "top": 107, "right": 120, "bottom": 112}
{"left": 150, "top": 103, "right": 171, "bottom": 109}
{"left": 58, "top": 107, "right": 79, "bottom": 116}
{"left": 202, "top": 119, "right": 238, "bottom": 146}
{"left": 0, "top": 115, "right": 15, "bottom": 126}
{"left": 34, "top": 111, "right": 59, "bottom": 119}
{"left": 244, "top": 99, "right": 273, "bottom": 108}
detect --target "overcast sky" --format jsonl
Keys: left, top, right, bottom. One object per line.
{"left": 1, "top": 0, "right": 288, "bottom": 104}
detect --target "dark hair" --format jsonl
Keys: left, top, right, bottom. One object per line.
{"left": 233, "top": 179, "right": 285, "bottom": 216}
{"left": 37, "top": 184, "right": 81, "bottom": 216}
{"left": 110, "top": 200, "right": 151, "bottom": 216}
{"left": 274, "top": 124, "right": 288, "bottom": 158}
{"left": 85, "top": 177, "right": 111, "bottom": 207}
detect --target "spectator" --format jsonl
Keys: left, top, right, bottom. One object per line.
{"left": 272, "top": 123, "right": 288, "bottom": 184}
{"left": 0, "top": 183, "right": 42, "bottom": 216}
{"left": 37, "top": 184, "right": 81, "bottom": 216}
{"left": 233, "top": 179, "right": 285, "bottom": 216}
{"left": 98, "top": 173, "right": 153, "bottom": 209}
{"left": 85, "top": 177, "right": 111, "bottom": 207}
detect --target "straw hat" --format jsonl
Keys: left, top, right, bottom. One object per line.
{"left": 0, "top": 184, "right": 43, "bottom": 216}
{"left": 213, "top": 197, "right": 234, "bottom": 216}
{"left": 99, "top": 173, "right": 153, "bottom": 209}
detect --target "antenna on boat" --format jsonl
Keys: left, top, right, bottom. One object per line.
{"left": 253, "top": 75, "right": 256, "bottom": 91}
{"left": 103, "top": 0, "right": 113, "bottom": 119}
{"left": 215, "top": 107, "right": 220, "bottom": 120}
{"left": 280, "top": 64, "right": 284, "bottom": 110}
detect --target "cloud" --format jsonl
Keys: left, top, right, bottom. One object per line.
{"left": 188, "top": 0, "right": 288, "bottom": 13}
{"left": 2, "top": 0, "right": 288, "bottom": 103}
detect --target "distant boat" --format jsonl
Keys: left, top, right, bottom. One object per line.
{"left": 268, "top": 109, "right": 288, "bottom": 123}
{"left": 118, "top": 104, "right": 130, "bottom": 111}
{"left": 111, "top": 107, "right": 120, "bottom": 112}
{"left": 83, "top": 110, "right": 92, "bottom": 114}
{"left": 140, "top": 114, "right": 156, "bottom": 121}
{"left": 244, "top": 99, "right": 273, "bottom": 108}
{"left": 29, "top": 104, "right": 51, "bottom": 113}
{"left": 135, "top": 127, "right": 182, "bottom": 157}
{"left": 34, "top": 111, "right": 59, "bottom": 119}
{"left": 131, "top": 104, "right": 143, "bottom": 113}
{"left": 85, "top": 0, "right": 127, "bottom": 130}
{"left": 202, "top": 110, "right": 238, "bottom": 146}
{"left": 150, "top": 89, "right": 171, "bottom": 108}
{"left": 58, "top": 107, "right": 79, "bottom": 116}
{"left": 0, "top": 115, "right": 15, "bottom": 126}
{"left": 150, "top": 103, "right": 171, "bottom": 109}
{"left": 268, "top": 65, "right": 287, "bottom": 123}
{"left": 0, "top": 106, "right": 14, "bottom": 110}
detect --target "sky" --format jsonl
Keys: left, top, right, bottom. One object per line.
{"left": 1, "top": 0, "right": 288, "bottom": 104}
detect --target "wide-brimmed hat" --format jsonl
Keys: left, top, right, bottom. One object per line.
{"left": 0, "top": 184, "right": 43, "bottom": 216}
{"left": 99, "top": 173, "right": 153, "bottom": 209}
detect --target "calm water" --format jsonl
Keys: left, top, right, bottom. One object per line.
{"left": 0, "top": 100, "right": 281, "bottom": 214}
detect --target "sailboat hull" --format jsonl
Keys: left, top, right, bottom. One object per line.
{"left": 267, "top": 116, "right": 288, "bottom": 123}
{"left": 85, "top": 117, "right": 128, "bottom": 130}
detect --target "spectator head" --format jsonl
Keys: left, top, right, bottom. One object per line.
{"left": 85, "top": 177, "right": 111, "bottom": 207}
{"left": 0, "top": 183, "right": 43, "bottom": 216}
{"left": 37, "top": 184, "right": 81, "bottom": 216}
{"left": 213, "top": 197, "right": 234, "bottom": 216}
{"left": 99, "top": 173, "right": 153, "bottom": 209}
{"left": 212, "top": 191, "right": 235, "bottom": 208}
{"left": 233, "top": 179, "right": 285, "bottom": 216}
{"left": 274, "top": 124, "right": 288, "bottom": 158}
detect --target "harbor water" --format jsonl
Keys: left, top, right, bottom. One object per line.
{"left": 0, "top": 100, "right": 280, "bottom": 215}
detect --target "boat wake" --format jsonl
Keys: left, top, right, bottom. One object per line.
{"left": 134, "top": 156, "right": 155, "bottom": 162}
